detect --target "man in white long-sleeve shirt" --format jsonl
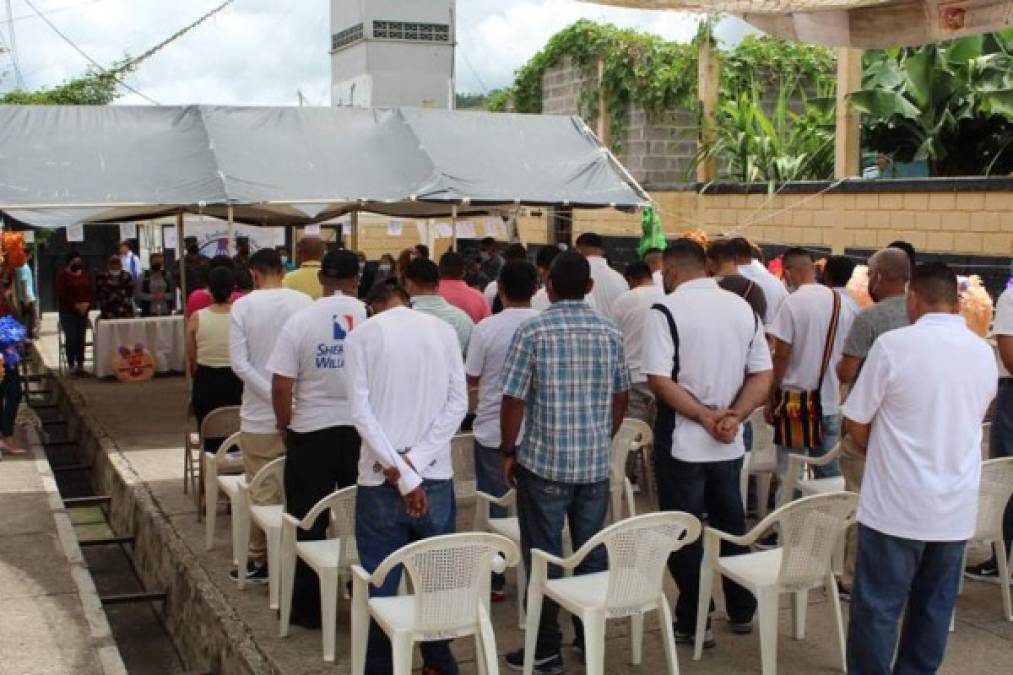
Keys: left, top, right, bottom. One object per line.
{"left": 229, "top": 248, "right": 312, "bottom": 583}
{"left": 730, "top": 237, "right": 788, "bottom": 327}
{"left": 344, "top": 286, "right": 468, "bottom": 675}
{"left": 575, "top": 232, "right": 628, "bottom": 317}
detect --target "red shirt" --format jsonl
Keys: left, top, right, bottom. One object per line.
{"left": 185, "top": 289, "right": 244, "bottom": 318}
{"left": 54, "top": 270, "right": 94, "bottom": 313}
{"left": 438, "top": 280, "right": 491, "bottom": 324}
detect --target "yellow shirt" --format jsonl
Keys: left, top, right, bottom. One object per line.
{"left": 282, "top": 261, "right": 323, "bottom": 300}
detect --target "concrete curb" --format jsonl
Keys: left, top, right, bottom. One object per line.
{"left": 21, "top": 407, "right": 128, "bottom": 675}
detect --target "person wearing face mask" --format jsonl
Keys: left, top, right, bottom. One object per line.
{"left": 95, "top": 255, "right": 135, "bottom": 319}
{"left": 376, "top": 254, "right": 396, "bottom": 281}
{"left": 276, "top": 246, "right": 296, "bottom": 273}
{"left": 136, "top": 252, "right": 175, "bottom": 317}
{"left": 765, "top": 248, "right": 855, "bottom": 507}
{"left": 356, "top": 251, "right": 378, "bottom": 299}
{"left": 55, "top": 251, "right": 94, "bottom": 377}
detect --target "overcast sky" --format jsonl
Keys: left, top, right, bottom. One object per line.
{"left": 0, "top": 0, "right": 755, "bottom": 105}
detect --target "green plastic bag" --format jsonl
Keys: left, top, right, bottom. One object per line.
{"left": 637, "top": 206, "right": 666, "bottom": 256}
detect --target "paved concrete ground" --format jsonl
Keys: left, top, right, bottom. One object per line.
{"left": 0, "top": 405, "right": 124, "bottom": 673}
{"left": 35, "top": 315, "right": 1013, "bottom": 674}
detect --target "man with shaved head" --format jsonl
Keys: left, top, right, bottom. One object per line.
{"left": 283, "top": 236, "right": 327, "bottom": 300}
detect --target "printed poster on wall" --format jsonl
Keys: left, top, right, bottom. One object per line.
{"left": 387, "top": 221, "right": 403, "bottom": 237}
{"left": 66, "top": 223, "right": 85, "bottom": 242}
{"left": 119, "top": 223, "right": 137, "bottom": 241}
{"left": 162, "top": 223, "right": 284, "bottom": 255}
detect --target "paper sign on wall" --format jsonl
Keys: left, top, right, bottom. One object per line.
{"left": 387, "top": 221, "right": 403, "bottom": 237}
{"left": 304, "top": 224, "right": 321, "bottom": 236}
{"left": 22, "top": 230, "right": 35, "bottom": 243}
{"left": 436, "top": 222, "right": 453, "bottom": 238}
{"left": 457, "top": 221, "right": 476, "bottom": 238}
{"left": 119, "top": 223, "right": 137, "bottom": 241}
{"left": 66, "top": 223, "right": 85, "bottom": 242}
{"left": 483, "top": 219, "right": 499, "bottom": 238}
{"left": 163, "top": 226, "right": 177, "bottom": 250}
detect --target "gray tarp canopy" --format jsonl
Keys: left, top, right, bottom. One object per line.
{"left": 0, "top": 105, "right": 649, "bottom": 229}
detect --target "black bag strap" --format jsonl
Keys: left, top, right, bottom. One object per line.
{"left": 651, "top": 303, "right": 680, "bottom": 381}
{"left": 816, "top": 290, "right": 842, "bottom": 392}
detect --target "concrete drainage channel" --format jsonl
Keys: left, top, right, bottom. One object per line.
{"left": 23, "top": 360, "right": 187, "bottom": 675}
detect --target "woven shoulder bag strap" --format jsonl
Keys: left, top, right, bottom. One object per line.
{"left": 816, "top": 290, "right": 842, "bottom": 392}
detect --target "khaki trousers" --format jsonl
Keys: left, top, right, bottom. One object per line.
{"left": 240, "top": 431, "right": 285, "bottom": 563}
{"left": 840, "top": 435, "right": 866, "bottom": 587}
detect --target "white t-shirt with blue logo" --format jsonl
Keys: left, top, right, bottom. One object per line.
{"left": 266, "top": 292, "right": 368, "bottom": 433}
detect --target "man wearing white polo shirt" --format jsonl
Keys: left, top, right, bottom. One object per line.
{"left": 267, "top": 249, "right": 367, "bottom": 628}
{"left": 575, "top": 232, "right": 628, "bottom": 318}
{"left": 731, "top": 237, "right": 787, "bottom": 327}
{"left": 643, "top": 238, "right": 773, "bottom": 647}
{"left": 844, "top": 263, "right": 996, "bottom": 675}
{"left": 345, "top": 290, "right": 468, "bottom": 675}
{"left": 229, "top": 248, "right": 312, "bottom": 584}
{"left": 610, "top": 260, "right": 664, "bottom": 423}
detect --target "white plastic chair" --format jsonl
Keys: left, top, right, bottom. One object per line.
{"left": 203, "top": 431, "right": 245, "bottom": 563}
{"left": 742, "top": 409, "right": 777, "bottom": 518}
{"left": 695, "top": 492, "right": 858, "bottom": 675}
{"left": 967, "top": 457, "right": 1013, "bottom": 621}
{"left": 782, "top": 445, "right": 845, "bottom": 503}
{"left": 235, "top": 456, "right": 286, "bottom": 610}
{"left": 473, "top": 488, "right": 526, "bottom": 629}
{"left": 609, "top": 419, "right": 646, "bottom": 523}
{"left": 350, "top": 532, "right": 519, "bottom": 675}
{"left": 279, "top": 485, "right": 358, "bottom": 661}
{"left": 523, "top": 512, "right": 702, "bottom": 675}
{"left": 196, "top": 405, "right": 242, "bottom": 517}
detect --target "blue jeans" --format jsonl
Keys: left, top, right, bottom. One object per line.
{"left": 474, "top": 440, "right": 508, "bottom": 591}
{"left": 516, "top": 465, "right": 609, "bottom": 658}
{"left": 990, "top": 381, "right": 1013, "bottom": 553}
{"left": 776, "top": 413, "right": 841, "bottom": 506}
{"left": 654, "top": 449, "right": 756, "bottom": 630}
{"left": 356, "top": 480, "right": 458, "bottom": 675}
{"left": 847, "top": 524, "right": 966, "bottom": 675}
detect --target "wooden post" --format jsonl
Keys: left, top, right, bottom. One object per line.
{"left": 451, "top": 205, "right": 458, "bottom": 251}
{"left": 596, "top": 58, "right": 610, "bottom": 148}
{"left": 226, "top": 205, "right": 235, "bottom": 256}
{"left": 350, "top": 211, "right": 359, "bottom": 251}
{"left": 178, "top": 210, "right": 191, "bottom": 389}
{"left": 834, "top": 48, "right": 863, "bottom": 179}
{"left": 697, "top": 35, "right": 720, "bottom": 184}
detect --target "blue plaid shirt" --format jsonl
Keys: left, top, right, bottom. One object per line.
{"left": 501, "top": 300, "right": 630, "bottom": 483}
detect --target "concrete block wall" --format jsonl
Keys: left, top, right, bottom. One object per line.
{"left": 515, "top": 185, "right": 1013, "bottom": 259}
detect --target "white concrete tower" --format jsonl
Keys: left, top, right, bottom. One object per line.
{"left": 330, "top": 0, "right": 455, "bottom": 108}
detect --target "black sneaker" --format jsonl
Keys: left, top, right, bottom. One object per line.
{"left": 965, "top": 559, "right": 1007, "bottom": 584}
{"left": 229, "top": 560, "right": 269, "bottom": 584}
{"left": 504, "top": 648, "right": 564, "bottom": 674}
{"left": 674, "top": 626, "right": 715, "bottom": 648}
{"left": 729, "top": 619, "right": 754, "bottom": 635}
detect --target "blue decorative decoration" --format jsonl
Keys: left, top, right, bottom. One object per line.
{"left": 0, "top": 316, "right": 27, "bottom": 369}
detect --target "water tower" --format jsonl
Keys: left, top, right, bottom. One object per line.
{"left": 330, "top": 0, "right": 455, "bottom": 108}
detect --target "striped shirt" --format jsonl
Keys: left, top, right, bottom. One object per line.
{"left": 411, "top": 294, "right": 474, "bottom": 355}
{"left": 501, "top": 300, "right": 630, "bottom": 483}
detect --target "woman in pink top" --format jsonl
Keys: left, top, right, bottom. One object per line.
{"left": 184, "top": 255, "right": 244, "bottom": 318}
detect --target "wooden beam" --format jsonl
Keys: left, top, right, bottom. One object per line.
{"left": 696, "top": 36, "right": 720, "bottom": 184}
{"left": 834, "top": 48, "right": 863, "bottom": 179}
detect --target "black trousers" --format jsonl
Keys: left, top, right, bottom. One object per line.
{"left": 0, "top": 366, "right": 22, "bottom": 437}
{"left": 192, "top": 365, "right": 243, "bottom": 452}
{"left": 654, "top": 448, "right": 757, "bottom": 630}
{"left": 283, "top": 425, "right": 361, "bottom": 623}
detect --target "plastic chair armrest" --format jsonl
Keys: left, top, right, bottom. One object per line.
{"left": 474, "top": 489, "right": 516, "bottom": 508}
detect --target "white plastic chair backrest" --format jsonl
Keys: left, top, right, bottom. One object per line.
{"left": 451, "top": 433, "right": 476, "bottom": 500}
{"left": 611, "top": 418, "right": 650, "bottom": 485}
{"left": 301, "top": 485, "right": 358, "bottom": 565}
{"left": 570, "top": 512, "right": 701, "bottom": 615}
{"left": 200, "top": 406, "right": 241, "bottom": 443}
{"left": 211, "top": 431, "right": 242, "bottom": 462}
{"left": 775, "top": 492, "right": 857, "bottom": 590}
{"left": 977, "top": 458, "right": 1013, "bottom": 537}
{"left": 372, "top": 533, "right": 519, "bottom": 636}
{"left": 247, "top": 455, "right": 286, "bottom": 503}
{"left": 747, "top": 409, "right": 776, "bottom": 471}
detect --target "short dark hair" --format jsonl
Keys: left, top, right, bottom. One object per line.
{"left": 823, "top": 255, "right": 856, "bottom": 287}
{"left": 499, "top": 260, "right": 538, "bottom": 302}
{"left": 624, "top": 260, "right": 653, "bottom": 283}
{"left": 438, "top": 251, "right": 466, "bottom": 280}
{"left": 404, "top": 258, "right": 439, "bottom": 288}
{"left": 503, "top": 243, "right": 528, "bottom": 262}
{"left": 535, "top": 245, "right": 561, "bottom": 270}
{"left": 663, "top": 238, "right": 707, "bottom": 270}
{"left": 888, "top": 240, "right": 917, "bottom": 268}
{"left": 782, "top": 247, "right": 813, "bottom": 267}
{"left": 65, "top": 251, "right": 82, "bottom": 265}
{"left": 248, "top": 248, "right": 283, "bottom": 275}
{"left": 480, "top": 236, "right": 498, "bottom": 249}
{"left": 186, "top": 243, "right": 200, "bottom": 256}
{"left": 413, "top": 243, "right": 430, "bottom": 259}
{"left": 365, "top": 279, "right": 409, "bottom": 306}
{"left": 728, "top": 237, "right": 755, "bottom": 260}
{"left": 320, "top": 249, "right": 359, "bottom": 281}
{"left": 208, "top": 267, "right": 235, "bottom": 304}
{"left": 706, "top": 239, "right": 735, "bottom": 263}
{"left": 549, "top": 250, "right": 591, "bottom": 300}
{"left": 575, "top": 232, "right": 604, "bottom": 250}
{"left": 209, "top": 255, "right": 235, "bottom": 271}
{"left": 235, "top": 268, "right": 254, "bottom": 292}
{"left": 911, "top": 262, "right": 958, "bottom": 305}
